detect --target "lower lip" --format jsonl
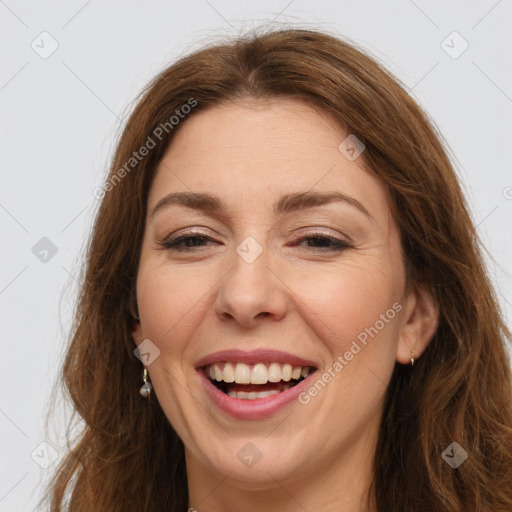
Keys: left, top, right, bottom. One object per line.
{"left": 198, "top": 370, "right": 315, "bottom": 420}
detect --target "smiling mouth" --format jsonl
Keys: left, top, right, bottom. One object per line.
{"left": 203, "top": 362, "right": 316, "bottom": 400}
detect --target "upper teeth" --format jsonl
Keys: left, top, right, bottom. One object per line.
{"left": 207, "top": 362, "right": 310, "bottom": 384}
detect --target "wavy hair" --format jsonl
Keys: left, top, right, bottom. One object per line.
{"left": 43, "top": 28, "right": 512, "bottom": 511}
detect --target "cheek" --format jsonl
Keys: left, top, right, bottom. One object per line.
{"left": 136, "top": 265, "right": 213, "bottom": 353}
{"left": 290, "top": 259, "right": 402, "bottom": 358}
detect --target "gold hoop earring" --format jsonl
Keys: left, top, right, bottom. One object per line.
{"left": 410, "top": 352, "right": 415, "bottom": 366}
{"left": 139, "top": 368, "right": 152, "bottom": 398}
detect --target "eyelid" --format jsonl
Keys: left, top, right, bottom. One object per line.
{"left": 160, "top": 225, "right": 351, "bottom": 239}
{"left": 155, "top": 227, "right": 222, "bottom": 252}
{"left": 157, "top": 224, "right": 355, "bottom": 252}
{"left": 162, "top": 226, "right": 220, "bottom": 240}
{"left": 291, "top": 227, "right": 351, "bottom": 242}
{"left": 161, "top": 226, "right": 349, "bottom": 241}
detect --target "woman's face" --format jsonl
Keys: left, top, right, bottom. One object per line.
{"left": 133, "top": 98, "right": 431, "bottom": 494}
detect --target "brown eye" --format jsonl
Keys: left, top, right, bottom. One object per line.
{"left": 161, "top": 234, "right": 217, "bottom": 251}
{"left": 293, "top": 233, "right": 351, "bottom": 252}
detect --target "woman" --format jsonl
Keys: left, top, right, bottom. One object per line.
{"left": 45, "top": 28, "right": 512, "bottom": 511}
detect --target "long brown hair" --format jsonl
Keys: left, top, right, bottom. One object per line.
{"left": 43, "top": 28, "right": 512, "bottom": 511}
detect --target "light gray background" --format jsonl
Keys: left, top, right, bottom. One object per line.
{"left": 1, "top": 1, "right": 511, "bottom": 510}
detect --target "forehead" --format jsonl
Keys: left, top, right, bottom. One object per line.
{"left": 147, "top": 98, "right": 389, "bottom": 220}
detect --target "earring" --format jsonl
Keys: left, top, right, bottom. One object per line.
{"left": 410, "top": 352, "right": 415, "bottom": 366}
{"left": 139, "top": 367, "right": 152, "bottom": 398}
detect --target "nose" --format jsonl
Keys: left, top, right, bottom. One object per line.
{"left": 214, "top": 244, "right": 287, "bottom": 328}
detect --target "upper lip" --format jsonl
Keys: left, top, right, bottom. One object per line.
{"left": 195, "top": 349, "right": 318, "bottom": 369}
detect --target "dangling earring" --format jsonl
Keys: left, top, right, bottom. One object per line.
{"left": 139, "top": 367, "right": 152, "bottom": 398}
{"left": 410, "top": 351, "right": 416, "bottom": 366}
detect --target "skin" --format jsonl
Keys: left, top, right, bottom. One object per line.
{"left": 132, "top": 98, "right": 438, "bottom": 512}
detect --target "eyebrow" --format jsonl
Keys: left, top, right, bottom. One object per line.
{"left": 149, "top": 190, "right": 373, "bottom": 220}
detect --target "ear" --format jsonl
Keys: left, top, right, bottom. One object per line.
{"left": 396, "top": 283, "right": 439, "bottom": 365}
{"left": 128, "top": 289, "right": 143, "bottom": 347}
{"left": 132, "top": 320, "right": 143, "bottom": 348}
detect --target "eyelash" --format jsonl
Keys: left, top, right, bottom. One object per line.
{"left": 159, "top": 230, "right": 351, "bottom": 253}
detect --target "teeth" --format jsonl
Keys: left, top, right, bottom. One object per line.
{"left": 234, "top": 363, "right": 251, "bottom": 384}
{"left": 227, "top": 387, "right": 289, "bottom": 400}
{"left": 268, "top": 363, "right": 281, "bottom": 382}
{"left": 281, "top": 364, "right": 292, "bottom": 381}
{"left": 223, "top": 362, "right": 235, "bottom": 383}
{"left": 207, "top": 362, "right": 311, "bottom": 384}
{"left": 251, "top": 363, "right": 268, "bottom": 384}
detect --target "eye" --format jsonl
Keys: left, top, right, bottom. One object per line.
{"left": 292, "top": 233, "right": 351, "bottom": 253}
{"left": 157, "top": 229, "right": 352, "bottom": 254}
{"left": 158, "top": 229, "right": 219, "bottom": 253}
